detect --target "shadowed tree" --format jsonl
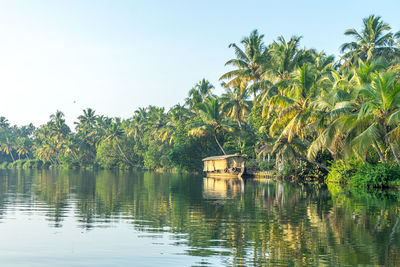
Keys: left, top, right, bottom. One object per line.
{"left": 189, "top": 97, "right": 234, "bottom": 155}
{"left": 221, "top": 85, "right": 251, "bottom": 128}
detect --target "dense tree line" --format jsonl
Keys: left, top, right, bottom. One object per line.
{"left": 2, "top": 15, "right": 400, "bottom": 178}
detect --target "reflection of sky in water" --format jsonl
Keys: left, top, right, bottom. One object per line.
{"left": 0, "top": 169, "right": 399, "bottom": 266}
{"left": 1, "top": 208, "right": 218, "bottom": 267}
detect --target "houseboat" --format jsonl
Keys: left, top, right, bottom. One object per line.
{"left": 202, "top": 154, "right": 246, "bottom": 178}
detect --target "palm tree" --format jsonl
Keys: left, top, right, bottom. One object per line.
{"left": 311, "top": 71, "right": 400, "bottom": 165}
{"left": 1, "top": 136, "right": 15, "bottom": 162}
{"left": 340, "top": 15, "right": 398, "bottom": 68}
{"left": 267, "top": 36, "right": 313, "bottom": 81}
{"left": 220, "top": 30, "right": 267, "bottom": 100}
{"left": 221, "top": 85, "right": 251, "bottom": 128}
{"left": 159, "top": 104, "right": 191, "bottom": 144}
{"left": 189, "top": 97, "right": 233, "bottom": 155}
{"left": 0, "top": 117, "right": 9, "bottom": 129}
{"left": 352, "top": 71, "right": 400, "bottom": 165}
{"left": 105, "top": 120, "right": 133, "bottom": 166}
{"left": 74, "top": 108, "right": 98, "bottom": 163}
{"left": 307, "top": 79, "right": 357, "bottom": 161}
{"left": 265, "top": 64, "right": 330, "bottom": 170}
{"left": 185, "top": 79, "right": 214, "bottom": 109}
{"left": 146, "top": 106, "right": 167, "bottom": 138}
{"left": 49, "top": 110, "right": 70, "bottom": 143}
{"left": 16, "top": 137, "right": 31, "bottom": 160}
{"left": 36, "top": 140, "right": 57, "bottom": 164}
{"left": 75, "top": 108, "right": 97, "bottom": 131}
{"left": 256, "top": 36, "right": 315, "bottom": 108}
{"left": 268, "top": 64, "right": 319, "bottom": 140}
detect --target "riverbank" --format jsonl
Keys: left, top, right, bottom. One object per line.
{"left": 2, "top": 158, "right": 400, "bottom": 189}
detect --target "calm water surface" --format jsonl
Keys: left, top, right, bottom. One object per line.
{"left": 0, "top": 169, "right": 399, "bottom": 266}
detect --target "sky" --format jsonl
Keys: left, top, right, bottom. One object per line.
{"left": 0, "top": 0, "right": 400, "bottom": 128}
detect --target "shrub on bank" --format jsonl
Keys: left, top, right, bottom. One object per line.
{"left": 245, "top": 160, "right": 258, "bottom": 171}
{"left": 326, "top": 159, "right": 361, "bottom": 184}
{"left": 258, "top": 160, "right": 274, "bottom": 171}
{"left": 327, "top": 159, "right": 400, "bottom": 188}
{"left": 350, "top": 164, "right": 400, "bottom": 188}
{"left": 0, "top": 161, "right": 9, "bottom": 169}
{"left": 8, "top": 160, "right": 27, "bottom": 169}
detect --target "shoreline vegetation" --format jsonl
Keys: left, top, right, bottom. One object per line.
{"left": 2, "top": 15, "right": 400, "bottom": 188}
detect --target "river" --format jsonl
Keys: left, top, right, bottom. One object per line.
{"left": 0, "top": 169, "right": 399, "bottom": 266}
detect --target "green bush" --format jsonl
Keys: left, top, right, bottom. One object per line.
{"left": 8, "top": 161, "right": 18, "bottom": 168}
{"left": 350, "top": 164, "right": 400, "bottom": 188}
{"left": 280, "top": 162, "right": 295, "bottom": 177}
{"left": 245, "top": 160, "right": 258, "bottom": 170}
{"left": 0, "top": 162, "right": 9, "bottom": 169}
{"left": 327, "top": 159, "right": 400, "bottom": 188}
{"left": 326, "top": 158, "right": 362, "bottom": 184}
{"left": 258, "top": 160, "right": 274, "bottom": 171}
{"left": 15, "top": 160, "right": 27, "bottom": 168}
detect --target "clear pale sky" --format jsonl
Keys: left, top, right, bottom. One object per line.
{"left": 1, "top": 0, "right": 400, "bottom": 127}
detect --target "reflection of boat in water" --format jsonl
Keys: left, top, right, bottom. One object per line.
{"left": 202, "top": 155, "right": 246, "bottom": 178}
{"left": 203, "top": 177, "right": 244, "bottom": 199}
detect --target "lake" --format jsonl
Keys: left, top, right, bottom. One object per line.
{"left": 0, "top": 169, "right": 399, "bottom": 266}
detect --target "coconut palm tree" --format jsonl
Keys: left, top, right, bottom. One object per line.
{"left": 49, "top": 110, "right": 70, "bottom": 143}
{"left": 105, "top": 120, "right": 133, "bottom": 166}
{"left": 267, "top": 36, "right": 313, "bottom": 81}
{"left": 185, "top": 79, "right": 214, "bottom": 109}
{"left": 310, "top": 71, "right": 400, "bottom": 165}
{"left": 267, "top": 64, "right": 320, "bottom": 141}
{"left": 16, "top": 137, "right": 31, "bottom": 160}
{"left": 189, "top": 97, "right": 233, "bottom": 155}
{"left": 0, "top": 117, "right": 9, "bottom": 129}
{"left": 159, "top": 104, "right": 191, "bottom": 144}
{"left": 0, "top": 136, "right": 15, "bottom": 162}
{"left": 340, "top": 15, "right": 398, "bottom": 68}
{"left": 220, "top": 30, "right": 267, "bottom": 100}
{"left": 220, "top": 85, "right": 251, "bottom": 128}
{"left": 75, "top": 108, "right": 97, "bottom": 131}
{"left": 352, "top": 71, "right": 400, "bottom": 165}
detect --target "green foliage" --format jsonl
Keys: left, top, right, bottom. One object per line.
{"left": 96, "top": 140, "right": 119, "bottom": 169}
{"left": 327, "top": 159, "right": 362, "bottom": 184}
{"left": 0, "top": 161, "right": 9, "bottom": 169}
{"left": 295, "top": 160, "right": 326, "bottom": 180}
{"left": 23, "top": 159, "right": 43, "bottom": 169}
{"left": 258, "top": 160, "right": 274, "bottom": 171}
{"left": 328, "top": 159, "right": 400, "bottom": 188}
{"left": 245, "top": 160, "right": 258, "bottom": 170}
{"left": 144, "top": 141, "right": 170, "bottom": 170}
{"left": 279, "top": 162, "right": 296, "bottom": 177}
{"left": 350, "top": 164, "right": 400, "bottom": 188}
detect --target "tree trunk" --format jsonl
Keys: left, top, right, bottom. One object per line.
{"left": 214, "top": 132, "right": 226, "bottom": 155}
{"left": 10, "top": 152, "right": 14, "bottom": 162}
{"left": 116, "top": 139, "right": 134, "bottom": 166}
{"left": 373, "top": 140, "right": 386, "bottom": 163}
{"left": 390, "top": 143, "right": 400, "bottom": 166}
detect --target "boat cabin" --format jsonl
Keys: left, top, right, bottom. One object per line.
{"left": 202, "top": 154, "right": 246, "bottom": 178}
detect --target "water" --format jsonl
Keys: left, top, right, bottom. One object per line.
{"left": 0, "top": 169, "right": 399, "bottom": 266}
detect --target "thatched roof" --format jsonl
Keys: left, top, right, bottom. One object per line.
{"left": 202, "top": 154, "right": 245, "bottom": 161}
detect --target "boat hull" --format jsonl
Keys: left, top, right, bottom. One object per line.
{"left": 205, "top": 172, "right": 243, "bottom": 178}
